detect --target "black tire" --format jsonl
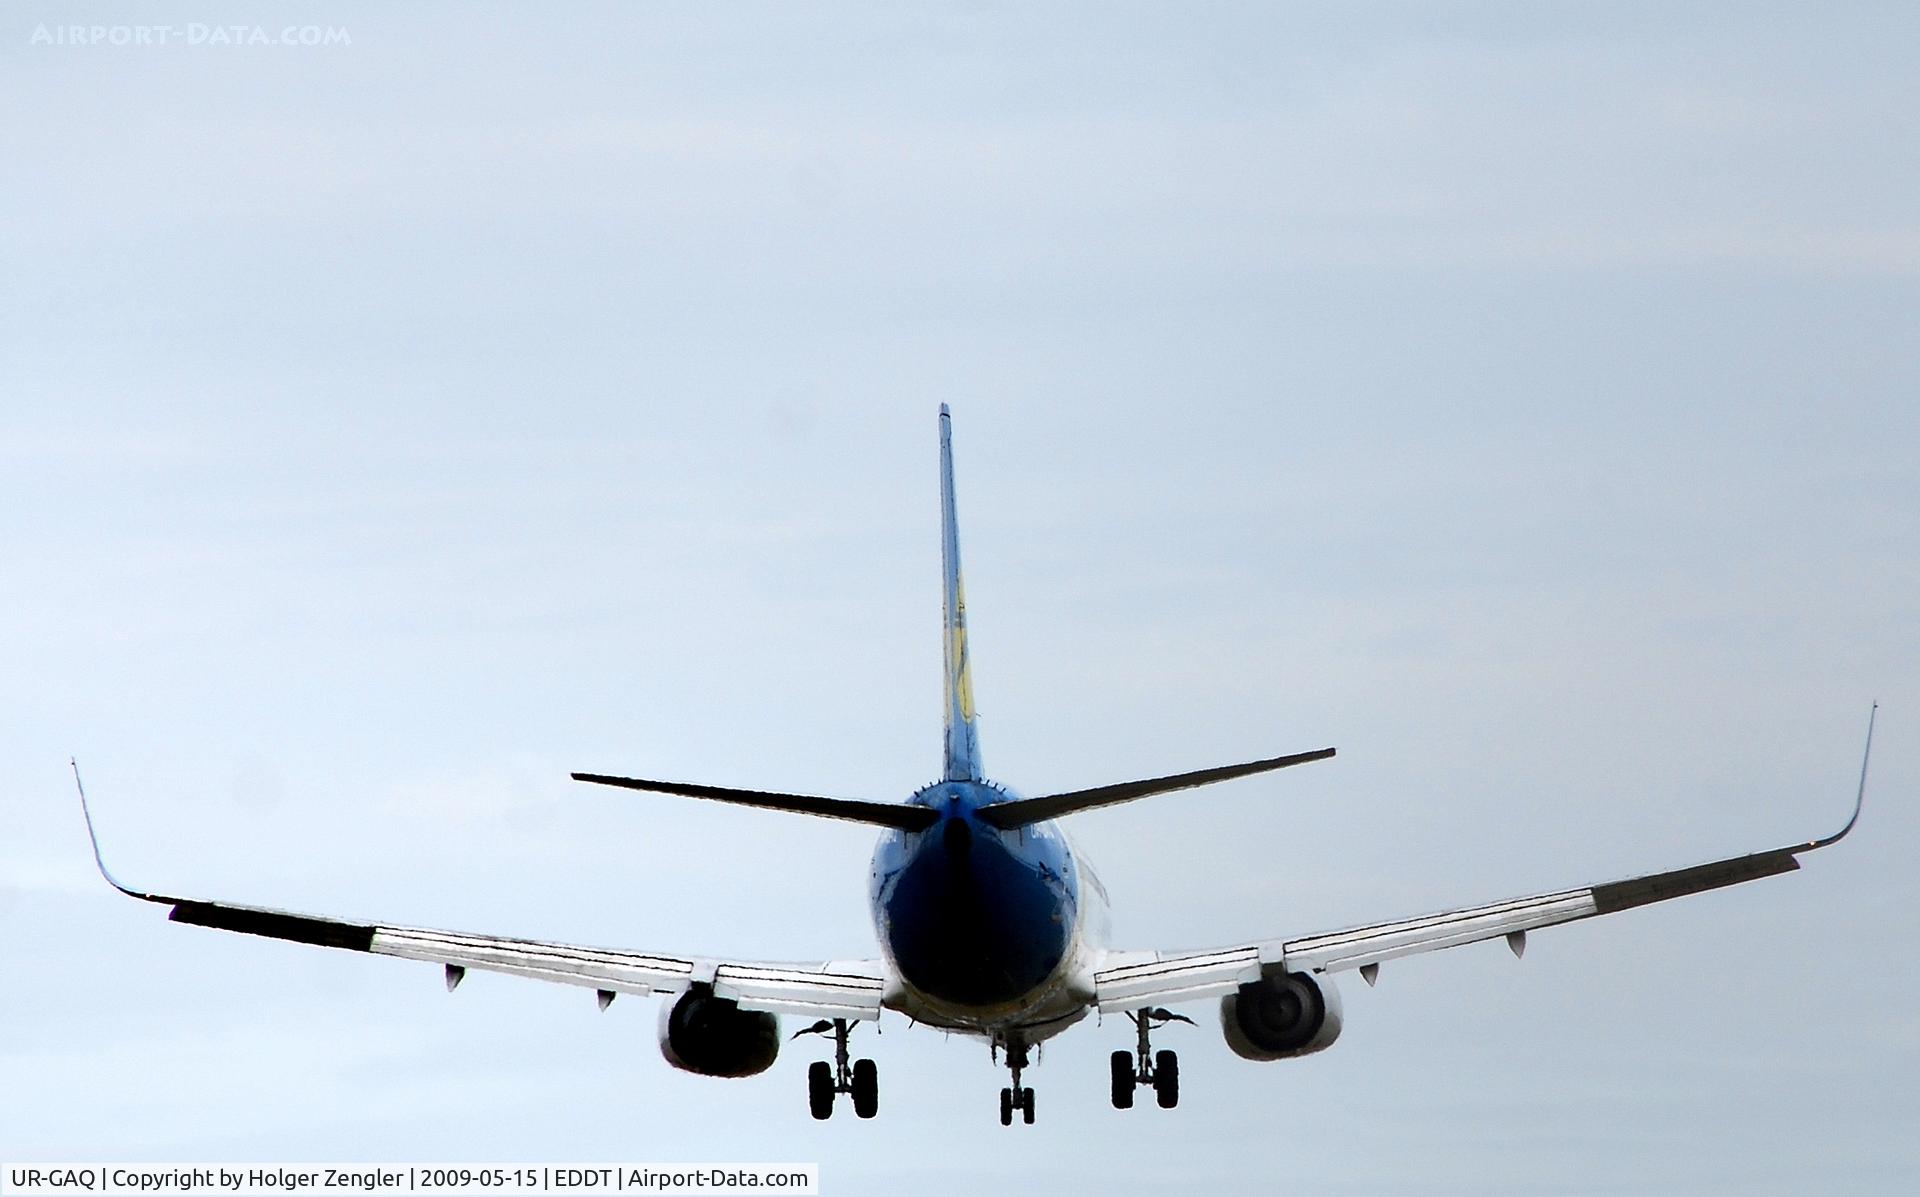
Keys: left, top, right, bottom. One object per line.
{"left": 807, "top": 1061, "right": 834, "bottom": 1120}
{"left": 1154, "top": 1049, "right": 1179, "bottom": 1109}
{"left": 999, "top": 1087, "right": 1013, "bottom": 1126}
{"left": 1021, "top": 1087, "right": 1035, "bottom": 1124}
{"left": 851, "top": 1058, "right": 878, "bottom": 1119}
{"left": 1110, "top": 1050, "right": 1135, "bottom": 1109}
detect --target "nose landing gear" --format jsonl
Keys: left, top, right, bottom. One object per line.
{"left": 994, "top": 1035, "right": 1036, "bottom": 1125}
{"left": 1111, "top": 1007, "right": 1192, "bottom": 1110}
{"left": 795, "top": 1018, "right": 878, "bottom": 1120}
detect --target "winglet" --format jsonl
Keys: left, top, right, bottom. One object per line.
{"left": 70, "top": 759, "right": 159, "bottom": 901}
{"left": 1803, "top": 702, "right": 1876, "bottom": 853}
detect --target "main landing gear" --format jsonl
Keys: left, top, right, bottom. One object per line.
{"left": 994, "top": 1035, "right": 1036, "bottom": 1126}
{"left": 795, "top": 1018, "right": 877, "bottom": 1120}
{"left": 1111, "top": 1007, "right": 1192, "bottom": 1110}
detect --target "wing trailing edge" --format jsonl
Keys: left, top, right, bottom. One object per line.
{"left": 71, "top": 763, "right": 887, "bottom": 1020}
{"left": 1093, "top": 704, "right": 1876, "bottom": 1010}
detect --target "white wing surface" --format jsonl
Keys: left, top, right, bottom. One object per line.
{"left": 75, "top": 773, "right": 885, "bottom": 1023}
{"left": 1095, "top": 713, "right": 1872, "bottom": 1014}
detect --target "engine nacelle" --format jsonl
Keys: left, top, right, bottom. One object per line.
{"left": 657, "top": 985, "right": 780, "bottom": 1078}
{"left": 1219, "top": 969, "right": 1344, "bottom": 1062}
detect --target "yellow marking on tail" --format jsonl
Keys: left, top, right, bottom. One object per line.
{"left": 951, "top": 577, "right": 976, "bottom": 722}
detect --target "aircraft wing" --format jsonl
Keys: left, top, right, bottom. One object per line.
{"left": 74, "top": 771, "right": 886, "bottom": 1022}
{"left": 1094, "top": 711, "right": 1873, "bottom": 1013}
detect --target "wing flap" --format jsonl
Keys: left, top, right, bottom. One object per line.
{"left": 1093, "top": 947, "right": 1263, "bottom": 1012}
{"left": 370, "top": 927, "right": 696, "bottom": 998}
{"left": 1278, "top": 889, "right": 1598, "bottom": 974}
{"left": 1094, "top": 861, "right": 1791, "bottom": 1013}
{"left": 713, "top": 962, "right": 887, "bottom": 1020}
{"left": 164, "top": 894, "right": 889, "bottom": 1019}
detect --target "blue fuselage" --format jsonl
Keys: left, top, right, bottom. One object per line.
{"left": 869, "top": 781, "right": 1080, "bottom": 1018}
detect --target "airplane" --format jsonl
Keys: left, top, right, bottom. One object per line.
{"left": 75, "top": 405, "right": 1873, "bottom": 1126}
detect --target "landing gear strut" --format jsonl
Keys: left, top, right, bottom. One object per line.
{"left": 795, "top": 1018, "right": 877, "bottom": 1120}
{"left": 1111, "top": 1007, "right": 1191, "bottom": 1110}
{"left": 995, "top": 1035, "right": 1036, "bottom": 1126}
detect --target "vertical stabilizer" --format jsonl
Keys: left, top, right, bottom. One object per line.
{"left": 939, "top": 405, "right": 983, "bottom": 781}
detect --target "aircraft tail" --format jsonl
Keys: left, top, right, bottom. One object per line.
{"left": 940, "top": 405, "right": 982, "bottom": 782}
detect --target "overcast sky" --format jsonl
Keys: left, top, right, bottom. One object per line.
{"left": 3, "top": 3, "right": 1916, "bottom": 1193}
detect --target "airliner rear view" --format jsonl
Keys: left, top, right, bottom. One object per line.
{"left": 77, "top": 405, "right": 1872, "bottom": 1125}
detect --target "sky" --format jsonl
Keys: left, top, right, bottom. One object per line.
{"left": 2, "top": 2, "right": 1917, "bottom": 1193}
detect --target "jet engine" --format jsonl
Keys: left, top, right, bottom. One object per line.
{"left": 657, "top": 985, "right": 781, "bottom": 1078}
{"left": 1219, "top": 970, "right": 1343, "bottom": 1062}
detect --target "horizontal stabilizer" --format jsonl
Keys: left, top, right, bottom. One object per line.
{"left": 975, "top": 746, "right": 1335, "bottom": 829}
{"left": 570, "top": 772, "right": 939, "bottom": 832}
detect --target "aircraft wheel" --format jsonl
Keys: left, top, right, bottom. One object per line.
{"left": 1021, "top": 1087, "right": 1035, "bottom": 1124}
{"left": 1110, "top": 1050, "right": 1135, "bottom": 1109}
{"left": 1153, "top": 1050, "right": 1179, "bottom": 1109}
{"left": 851, "top": 1058, "right": 878, "bottom": 1119}
{"left": 807, "top": 1061, "right": 834, "bottom": 1120}
{"left": 999, "top": 1087, "right": 1013, "bottom": 1126}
